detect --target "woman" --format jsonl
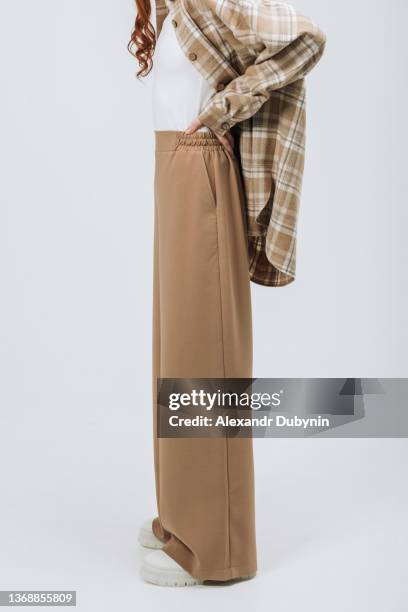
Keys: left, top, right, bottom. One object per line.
{"left": 129, "top": 0, "right": 326, "bottom": 586}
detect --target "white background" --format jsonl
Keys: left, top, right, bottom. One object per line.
{"left": 0, "top": 0, "right": 407, "bottom": 610}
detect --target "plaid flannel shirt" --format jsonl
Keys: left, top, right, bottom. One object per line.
{"left": 155, "top": 0, "right": 326, "bottom": 286}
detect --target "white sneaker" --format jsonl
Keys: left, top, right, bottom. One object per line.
{"left": 138, "top": 519, "right": 164, "bottom": 550}
{"left": 140, "top": 550, "right": 201, "bottom": 587}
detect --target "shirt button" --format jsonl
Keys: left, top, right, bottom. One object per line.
{"left": 217, "top": 83, "right": 225, "bottom": 92}
{"left": 171, "top": 19, "right": 178, "bottom": 27}
{"left": 221, "top": 122, "right": 230, "bottom": 131}
{"left": 189, "top": 52, "right": 197, "bottom": 61}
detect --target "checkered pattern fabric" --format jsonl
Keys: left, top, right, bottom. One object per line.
{"left": 155, "top": 0, "right": 326, "bottom": 286}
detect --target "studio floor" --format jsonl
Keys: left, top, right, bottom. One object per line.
{"left": 1, "top": 410, "right": 406, "bottom": 612}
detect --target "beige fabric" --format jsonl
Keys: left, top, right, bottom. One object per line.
{"left": 155, "top": 0, "right": 326, "bottom": 286}
{"left": 152, "top": 131, "right": 257, "bottom": 581}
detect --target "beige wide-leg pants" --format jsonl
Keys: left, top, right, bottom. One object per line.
{"left": 152, "top": 131, "right": 257, "bottom": 581}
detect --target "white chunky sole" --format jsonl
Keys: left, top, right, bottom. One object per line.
{"left": 138, "top": 519, "right": 164, "bottom": 550}
{"left": 140, "top": 550, "right": 202, "bottom": 587}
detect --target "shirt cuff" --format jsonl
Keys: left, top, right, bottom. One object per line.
{"left": 198, "top": 102, "right": 234, "bottom": 137}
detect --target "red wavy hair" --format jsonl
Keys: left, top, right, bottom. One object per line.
{"left": 128, "top": 0, "right": 156, "bottom": 77}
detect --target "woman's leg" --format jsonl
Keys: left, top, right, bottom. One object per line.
{"left": 152, "top": 131, "right": 256, "bottom": 581}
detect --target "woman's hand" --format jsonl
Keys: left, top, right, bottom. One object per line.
{"left": 185, "top": 118, "right": 235, "bottom": 157}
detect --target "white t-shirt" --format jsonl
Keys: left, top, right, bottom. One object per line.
{"left": 153, "top": 14, "right": 215, "bottom": 131}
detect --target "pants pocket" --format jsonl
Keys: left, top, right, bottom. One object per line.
{"left": 200, "top": 150, "right": 217, "bottom": 209}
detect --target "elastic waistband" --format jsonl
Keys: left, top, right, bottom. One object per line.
{"left": 155, "top": 130, "right": 223, "bottom": 152}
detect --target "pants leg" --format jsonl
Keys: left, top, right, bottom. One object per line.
{"left": 152, "top": 131, "right": 257, "bottom": 581}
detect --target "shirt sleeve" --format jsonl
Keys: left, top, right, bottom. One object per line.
{"left": 198, "top": 0, "right": 326, "bottom": 136}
